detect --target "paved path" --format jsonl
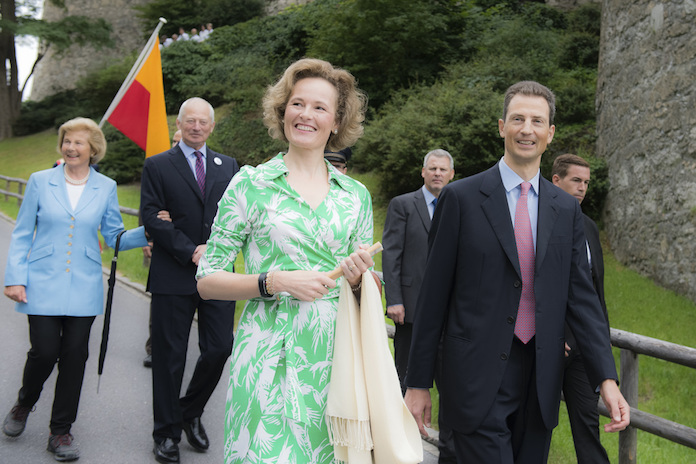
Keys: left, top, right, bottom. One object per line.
{"left": 0, "top": 215, "right": 439, "bottom": 463}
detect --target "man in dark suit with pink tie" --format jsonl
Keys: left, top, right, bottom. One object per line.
{"left": 405, "top": 81, "right": 629, "bottom": 463}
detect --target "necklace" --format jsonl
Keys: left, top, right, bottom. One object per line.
{"left": 64, "top": 169, "right": 90, "bottom": 185}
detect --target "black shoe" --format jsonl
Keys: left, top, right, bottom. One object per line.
{"left": 153, "top": 438, "right": 179, "bottom": 463}
{"left": 47, "top": 433, "right": 80, "bottom": 461}
{"left": 143, "top": 354, "right": 152, "bottom": 368}
{"left": 3, "top": 402, "right": 33, "bottom": 437}
{"left": 182, "top": 417, "right": 209, "bottom": 451}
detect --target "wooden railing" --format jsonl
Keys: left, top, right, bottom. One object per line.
{"left": 0, "top": 175, "right": 27, "bottom": 206}
{"left": 600, "top": 329, "right": 696, "bottom": 463}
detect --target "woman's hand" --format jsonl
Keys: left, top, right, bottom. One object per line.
{"left": 4, "top": 285, "right": 27, "bottom": 303}
{"left": 273, "top": 270, "right": 336, "bottom": 302}
{"left": 340, "top": 244, "right": 375, "bottom": 288}
{"left": 157, "top": 210, "right": 172, "bottom": 222}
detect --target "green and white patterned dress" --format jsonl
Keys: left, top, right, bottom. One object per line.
{"left": 197, "top": 154, "right": 373, "bottom": 464}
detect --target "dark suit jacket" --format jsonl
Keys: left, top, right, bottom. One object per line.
{"left": 566, "top": 213, "right": 609, "bottom": 350}
{"left": 407, "top": 163, "right": 617, "bottom": 433}
{"left": 583, "top": 214, "right": 607, "bottom": 320}
{"left": 140, "top": 145, "right": 239, "bottom": 295}
{"left": 382, "top": 188, "right": 431, "bottom": 323}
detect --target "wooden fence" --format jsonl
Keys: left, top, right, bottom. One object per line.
{"left": 2, "top": 174, "right": 696, "bottom": 462}
{"left": 0, "top": 175, "right": 26, "bottom": 206}
{"left": 600, "top": 329, "right": 696, "bottom": 463}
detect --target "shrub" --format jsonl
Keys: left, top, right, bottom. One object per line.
{"left": 98, "top": 124, "right": 146, "bottom": 184}
{"left": 356, "top": 81, "right": 501, "bottom": 201}
{"left": 13, "top": 90, "right": 90, "bottom": 135}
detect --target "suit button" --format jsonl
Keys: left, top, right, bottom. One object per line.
{"left": 507, "top": 316, "right": 515, "bottom": 324}
{"left": 500, "top": 353, "right": 508, "bottom": 360}
{"left": 514, "top": 280, "right": 521, "bottom": 288}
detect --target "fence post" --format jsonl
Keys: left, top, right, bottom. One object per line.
{"left": 4, "top": 179, "right": 9, "bottom": 202}
{"left": 619, "top": 349, "right": 638, "bottom": 464}
{"left": 17, "top": 182, "right": 23, "bottom": 206}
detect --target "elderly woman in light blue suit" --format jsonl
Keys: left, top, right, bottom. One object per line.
{"left": 2, "top": 117, "right": 148, "bottom": 461}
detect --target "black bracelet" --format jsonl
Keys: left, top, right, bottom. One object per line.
{"left": 258, "top": 272, "right": 272, "bottom": 298}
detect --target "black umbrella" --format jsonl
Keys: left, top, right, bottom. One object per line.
{"left": 97, "top": 230, "right": 126, "bottom": 393}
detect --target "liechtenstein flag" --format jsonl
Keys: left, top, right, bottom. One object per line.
{"left": 100, "top": 18, "right": 170, "bottom": 157}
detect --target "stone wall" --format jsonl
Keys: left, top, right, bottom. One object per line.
{"left": 30, "top": 0, "right": 153, "bottom": 101}
{"left": 596, "top": 0, "right": 696, "bottom": 301}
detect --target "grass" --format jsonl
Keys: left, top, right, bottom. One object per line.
{"left": 1, "top": 131, "right": 695, "bottom": 463}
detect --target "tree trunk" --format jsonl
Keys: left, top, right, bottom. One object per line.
{"left": 0, "top": 0, "right": 22, "bottom": 141}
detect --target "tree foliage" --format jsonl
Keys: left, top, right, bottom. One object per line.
{"left": 306, "top": 0, "right": 471, "bottom": 108}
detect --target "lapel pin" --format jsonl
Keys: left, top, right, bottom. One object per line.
{"left": 214, "top": 157, "right": 222, "bottom": 166}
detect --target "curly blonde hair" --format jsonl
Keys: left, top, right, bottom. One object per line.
{"left": 263, "top": 58, "right": 368, "bottom": 152}
{"left": 57, "top": 117, "right": 107, "bottom": 165}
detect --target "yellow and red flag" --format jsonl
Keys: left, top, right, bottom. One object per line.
{"left": 100, "top": 18, "right": 169, "bottom": 157}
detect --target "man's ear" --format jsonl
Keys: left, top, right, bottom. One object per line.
{"left": 551, "top": 174, "right": 560, "bottom": 186}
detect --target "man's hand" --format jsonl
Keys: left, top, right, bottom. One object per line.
{"left": 192, "top": 244, "right": 206, "bottom": 265}
{"left": 599, "top": 379, "right": 631, "bottom": 432}
{"left": 142, "top": 242, "right": 153, "bottom": 259}
{"left": 387, "top": 304, "right": 406, "bottom": 325}
{"left": 565, "top": 342, "right": 571, "bottom": 357}
{"left": 404, "top": 388, "right": 432, "bottom": 437}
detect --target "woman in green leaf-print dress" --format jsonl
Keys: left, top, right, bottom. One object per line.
{"left": 197, "top": 58, "right": 373, "bottom": 464}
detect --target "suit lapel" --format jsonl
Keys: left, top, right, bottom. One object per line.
{"left": 73, "top": 168, "right": 100, "bottom": 215}
{"left": 170, "top": 147, "right": 204, "bottom": 203}
{"left": 480, "top": 165, "right": 521, "bottom": 278}
{"left": 536, "top": 178, "right": 559, "bottom": 273}
{"left": 583, "top": 216, "right": 601, "bottom": 283}
{"left": 49, "top": 166, "right": 76, "bottom": 215}
{"left": 204, "top": 150, "right": 222, "bottom": 203}
{"left": 413, "top": 188, "right": 432, "bottom": 232}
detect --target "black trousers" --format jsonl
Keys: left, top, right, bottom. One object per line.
{"left": 563, "top": 348, "right": 610, "bottom": 463}
{"left": 151, "top": 293, "right": 235, "bottom": 443}
{"left": 395, "top": 322, "right": 456, "bottom": 463}
{"left": 393, "top": 321, "right": 413, "bottom": 395}
{"left": 17, "top": 315, "right": 95, "bottom": 435}
{"left": 451, "top": 337, "right": 551, "bottom": 464}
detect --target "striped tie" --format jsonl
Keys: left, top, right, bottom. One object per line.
{"left": 194, "top": 151, "right": 205, "bottom": 197}
{"left": 514, "top": 182, "right": 535, "bottom": 343}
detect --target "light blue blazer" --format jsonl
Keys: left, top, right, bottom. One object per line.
{"left": 4, "top": 165, "right": 148, "bottom": 316}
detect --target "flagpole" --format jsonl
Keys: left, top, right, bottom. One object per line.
{"left": 99, "top": 17, "right": 168, "bottom": 128}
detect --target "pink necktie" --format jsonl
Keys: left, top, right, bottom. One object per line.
{"left": 194, "top": 151, "right": 205, "bottom": 197}
{"left": 514, "top": 182, "right": 535, "bottom": 343}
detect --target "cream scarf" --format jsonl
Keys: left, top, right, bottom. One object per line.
{"left": 326, "top": 272, "right": 423, "bottom": 464}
